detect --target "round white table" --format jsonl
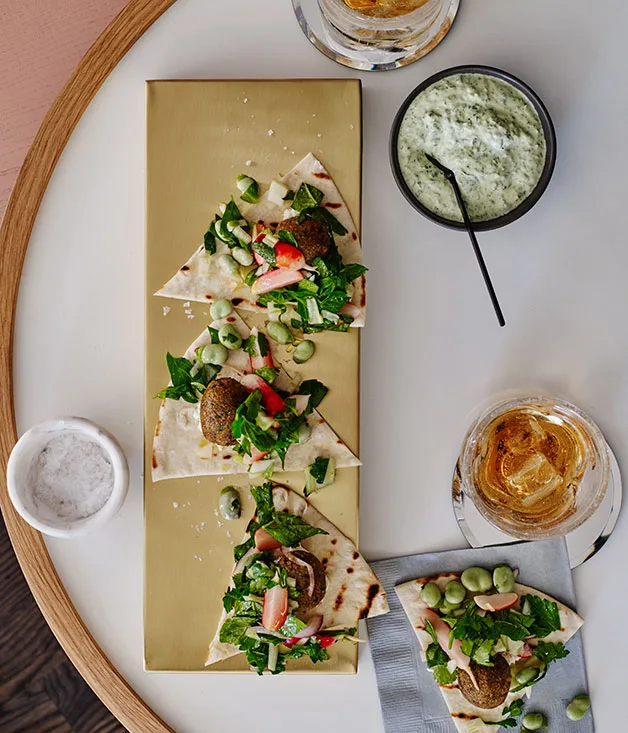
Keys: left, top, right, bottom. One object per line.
{"left": 13, "top": 0, "right": 628, "bottom": 730}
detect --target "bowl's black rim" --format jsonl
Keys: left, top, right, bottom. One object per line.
{"left": 389, "top": 64, "right": 557, "bottom": 232}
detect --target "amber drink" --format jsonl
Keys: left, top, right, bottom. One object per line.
{"left": 342, "top": 0, "right": 431, "bottom": 18}
{"left": 460, "top": 397, "right": 609, "bottom": 539}
{"left": 318, "top": 0, "right": 453, "bottom": 63}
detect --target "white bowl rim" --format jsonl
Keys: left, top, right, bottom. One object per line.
{"left": 6, "top": 416, "right": 129, "bottom": 538}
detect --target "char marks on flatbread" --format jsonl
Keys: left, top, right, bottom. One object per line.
{"left": 206, "top": 485, "right": 388, "bottom": 666}
{"left": 395, "top": 574, "right": 583, "bottom": 733}
{"left": 151, "top": 312, "right": 360, "bottom": 481}
{"left": 155, "top": 153, "right": 366, "bottom": 326}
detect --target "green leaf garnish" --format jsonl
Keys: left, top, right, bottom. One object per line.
{"left": 277, "top": 230, "right": 299, "bottom": 247}
{"left": 254, "top": 367, "right": 279, "bottom": 384}
{"left": 154, "top": 352, "right": 217, "bottom": 403}
{"left": 297, "top": 379, "right": 328, "bottom": 412}
{"left": 252, "top": 240, "right": 276, "bottom": 266}
{"left": 309, "top": 206, "right": 348, "bottom": 235}
{"left": 520, "top": 595, "right": 562, "bottom": 638}
{"left": 219, "top": 615, "right": 259, "bottom": 645}
{"left": 431, "top": 665, "right": 457, "bottom": 685}
{"left": 262, "top": 511, "right": 328, "bottom": 547}
{"left": 308, "top": 457, "right": 330, "bottom": 485}
{"left": 292, "top": 182, "right": 324, "bottom": 212}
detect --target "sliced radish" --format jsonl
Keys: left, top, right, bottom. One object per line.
{"left": 248, "top": 327, "right": 274, "bottom": 371}
{"left": 316, "top": 635, "right": 336, "bottom": 649}
{"left": 262, "top": 585, "right": 288, "bottom": 631}
{"left": 245, "top": 446, "right": 270, "bottom": 463}
{"left": 291, "top": 394, "right": 310, "bottom": 415}
{"left": 255, "top": 527, "right": 281, "bottom": 551}
{"left": 339, "top": 303, "right": 361, "bottom": 320}
{"left": 520, "top": 643, "right": 532, "bottom": 659}
{"left": 275, "top": 243, "right": 306, "bottom": 271}
{"left": 250, "top": 268, "right": 303, "bottom": 295}
{"left": 241, "top": 374, "right": 285, "bottom": 416}
{"left": 474, "top": 593, "right": 519, "bottom": 612}
{"left": 417, "top": 607, "right": 478, "bottom": 689}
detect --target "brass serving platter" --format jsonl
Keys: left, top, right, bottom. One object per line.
{"left": 144, "top": 79, "right": 362, "bottom": 672}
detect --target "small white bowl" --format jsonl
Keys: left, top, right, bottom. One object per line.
{"left": 7, "top": 416, "right": 129, "bottom": 538}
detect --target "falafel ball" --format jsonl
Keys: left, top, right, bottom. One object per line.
{"left": 274, "top": 549, "right": 327, "bottom": 614}
{"left": 200, "top": 377, "right": 248, "bottom": 446}
{"left": 278, "top": 216, "right": 333, "bottom": 264}
{"left": 458, "top": 656, "right": 511, "bottom": 709}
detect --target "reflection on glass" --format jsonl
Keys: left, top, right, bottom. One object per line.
{"left": 315, "top": 0, "right": 458, "bottom": 69}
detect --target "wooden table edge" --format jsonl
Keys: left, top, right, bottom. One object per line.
{"left": 0, "top": 1, "right": 178, "bottom": 731}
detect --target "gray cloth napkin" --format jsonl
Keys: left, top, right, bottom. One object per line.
{"left": 366, "top": 539, "right": 593, "bottom": 733}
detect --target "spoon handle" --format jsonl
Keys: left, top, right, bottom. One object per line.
{"left": 450, "top": 178, "right": 506, "bottom": 328}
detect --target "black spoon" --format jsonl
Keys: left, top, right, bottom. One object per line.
{"left": 425, "top": 153, "right": 506, "bottom": 328}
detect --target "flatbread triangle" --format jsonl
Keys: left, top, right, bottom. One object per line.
{"left": 151, "top": 311, "right": 360, "bottom": 481}
{"left": 155, "top": 153, "right": 366, "bottom": 326}
{"left": 396, "top": 574, "right": 584, "bottom": 733}
{"left": 207, "top": 484, "right": 389, "bottom": 667}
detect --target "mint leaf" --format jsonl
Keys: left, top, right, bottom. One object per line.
{"left": 204, "top": 219, "right": 217, "bottom": 254}
{"left": 207, "top": 326, "right": 220, "bottom": 344}
{"left": 250, "top": 482, "right": 275, "bottom": 525}
{"left": 425, "top": 642, "right": 449, "bottom": 669}
{"left": 219, "top": 616, "right": 257, "bottom": 645}
{"left": 154, "top": 353, "right": 203, "bottom": 403}
{"left": 254, "top": 367, "right": 279, "bottom": 384}
{"left": 279, "top": 615, "right": 306, "bottom": 637}
{"left": 292, "top": 182, "right": 324, "bottom": 212}
{"left": 432, "top": 664, "right": 457, "bottom": 685}
{"left": 277, "top": 230, "right": 299, "bottom": 247}
{"left": 309, "top": 206, "right": 348, "bottom": 235}
{"left": 343, "top": 263, "right": 368, "bottom": 282}
{"left": 232, "top": 390, "right": 276, "bottom": 455}
{"left": 297, "top": 379, "right": 328, "bottom": 412}
{"left": 309, "top": 457, "right": 329, "bottom": 485}
{"left": 233, "top": 536, "right": 254, "bottom": 562}
{"left": 252, "top": 240, "right": 276, "bottom": 265}
{"left": 263, "top": 511, "right": 327, "bottom": 547}
{"left": 424, "top": 619, "right": 439, "bottom": 646}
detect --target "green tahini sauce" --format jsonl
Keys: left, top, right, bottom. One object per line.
{"left": 397, "top": 73, "right": 547, "bottom": 222}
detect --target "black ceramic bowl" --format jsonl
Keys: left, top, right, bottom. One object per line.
{"left": 389, "top": 65, "right": 557, "bottom": 231}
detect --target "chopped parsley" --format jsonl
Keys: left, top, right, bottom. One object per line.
{"left": 484, "top": 699, "right": 524, "bottom": 728}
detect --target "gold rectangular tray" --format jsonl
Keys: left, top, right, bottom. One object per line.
{"left": 144, "top": 79, "right": 362, "bottom": 672}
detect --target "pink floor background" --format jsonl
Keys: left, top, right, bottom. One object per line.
{"left": 0, "top": 0, "right": 127, "bottom": 221}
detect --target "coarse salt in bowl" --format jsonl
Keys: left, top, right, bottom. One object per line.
{"left": 7, "top": 417, "right": 129, "bottom": 538}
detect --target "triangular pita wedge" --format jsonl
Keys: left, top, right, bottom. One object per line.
{"left": 395, "top": 574, "right": 584, "bottom": 732}
{"left": 207, "top": 484, "right": 388, "bottom": 666}
{"left": 151, "top": 312, "right": 360, "bottom": 481}
{"left": 155, "top": 153, "right": 366, "bottom": 326}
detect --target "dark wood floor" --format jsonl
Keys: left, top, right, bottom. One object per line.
{"left": 0, "top": 515, "right": 126, "bottom": 733}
